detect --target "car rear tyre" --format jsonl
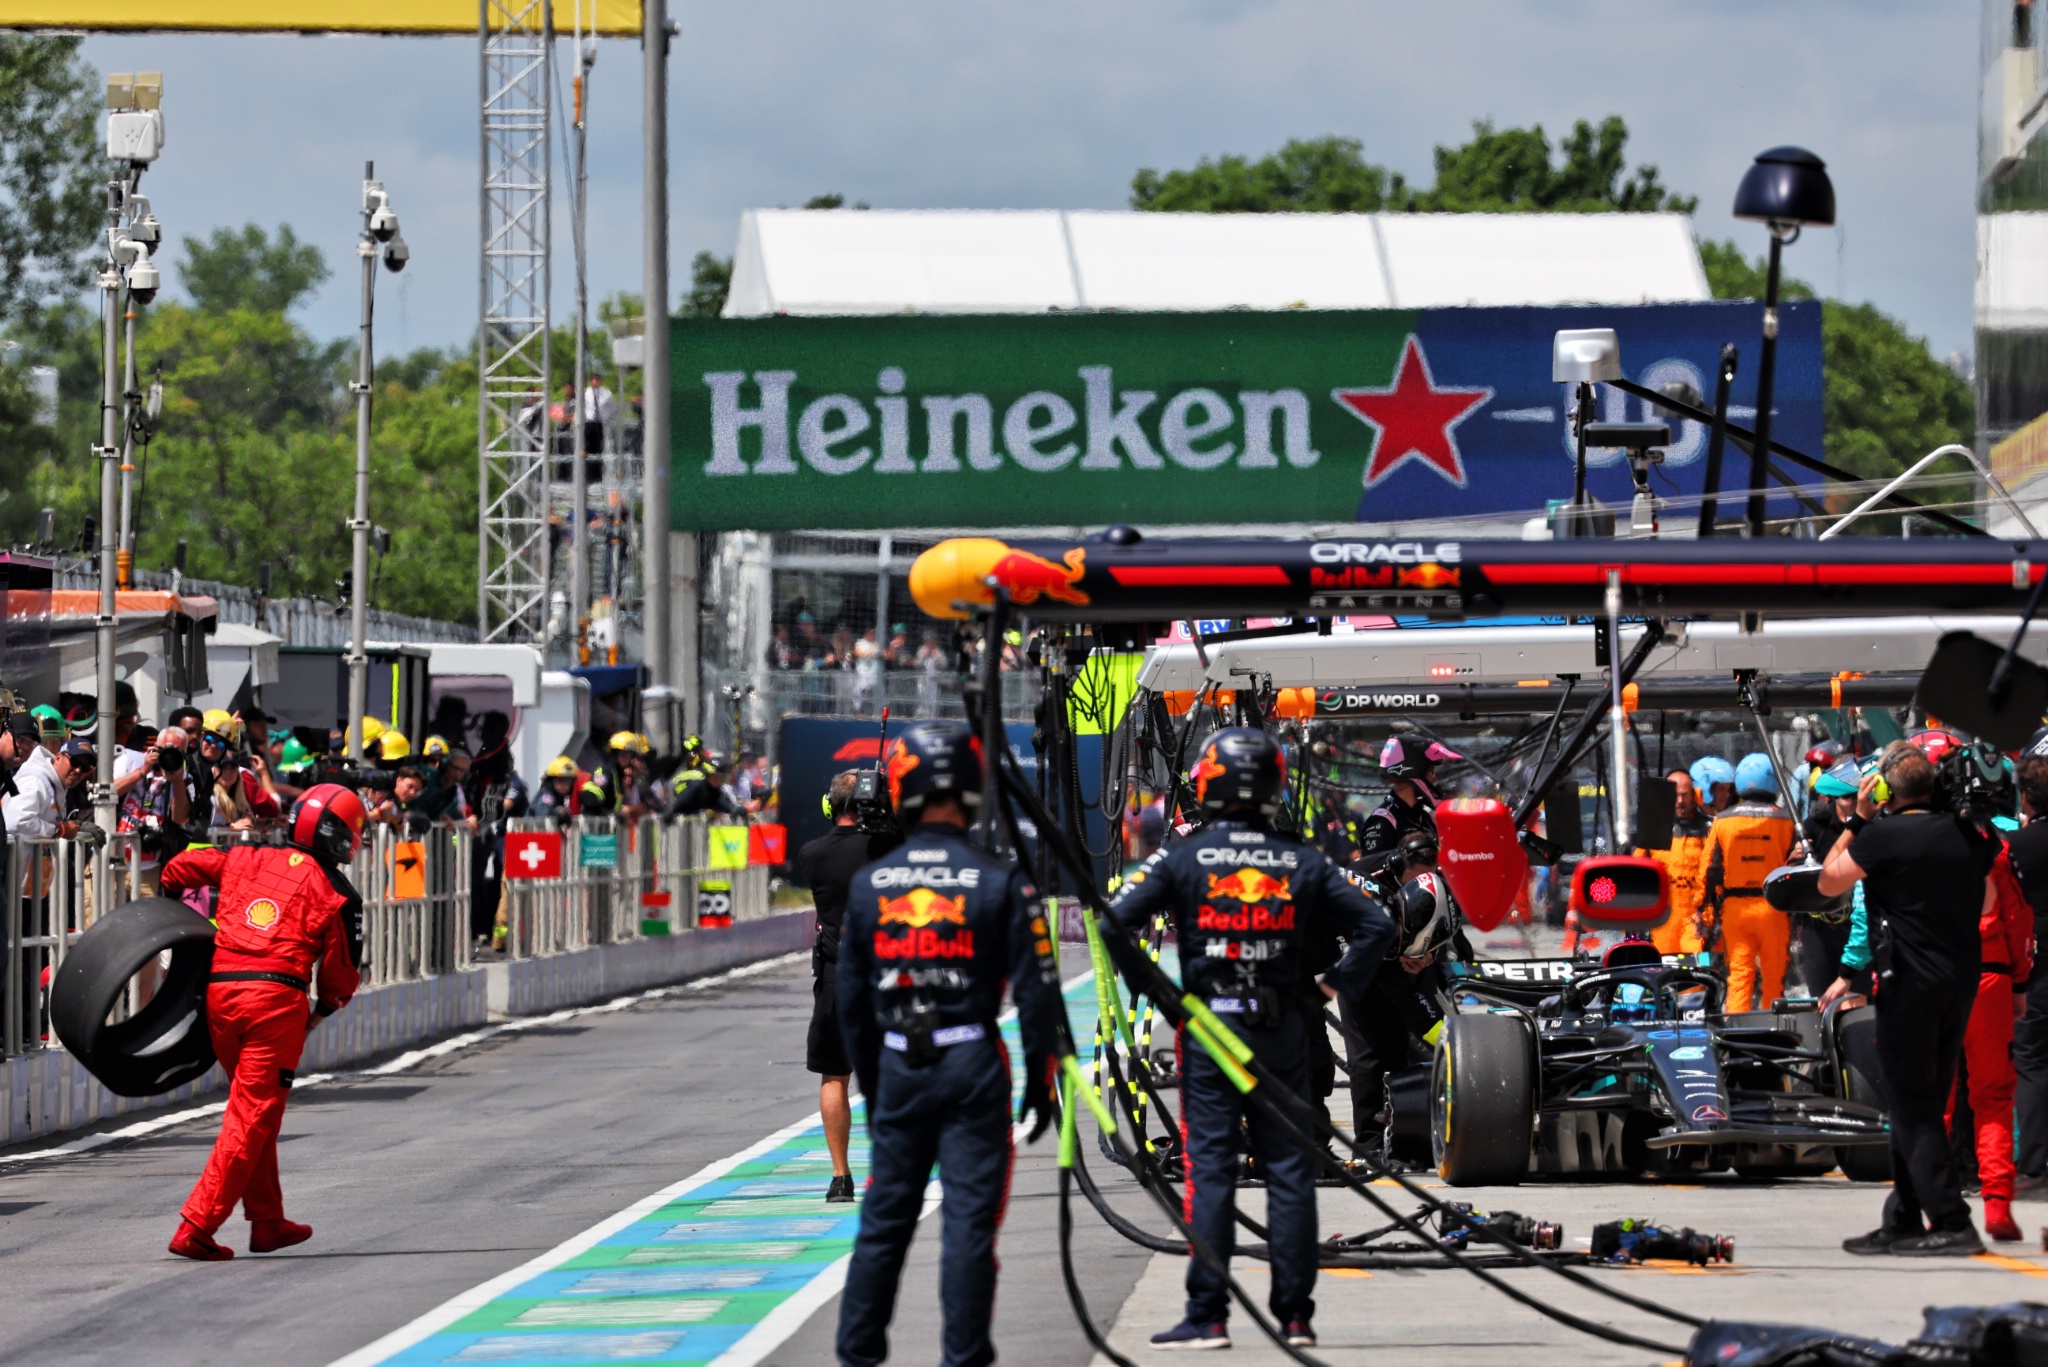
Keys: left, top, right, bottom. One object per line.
{"left": 1432, "top": 1012, "right": 1534, "bottom": 1186}
{"left": 49, "top": 897, "right": 216, "bottom": 1097}
{"left": 1833, "top": 1004, "right": 1892, "bottom": 1183}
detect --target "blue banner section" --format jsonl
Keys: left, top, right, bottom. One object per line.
{"left": 1351, "top": 301, "right": 1823, "bottom": 523}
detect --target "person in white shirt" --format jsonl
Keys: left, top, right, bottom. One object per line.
{"left": 581, "top": 373, "right": 615, "bottom": 456}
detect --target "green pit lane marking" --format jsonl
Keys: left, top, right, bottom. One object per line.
{"left": 331, "top": 969, "right": 1110, "bottom": 1367}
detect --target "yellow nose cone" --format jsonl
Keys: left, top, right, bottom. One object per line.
{"left": 910, "top": 538, "right": 1010, "bottom": 620}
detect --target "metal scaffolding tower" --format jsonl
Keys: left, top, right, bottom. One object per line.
{"left": 477, "top": 0, "right": 553, "bottom": 642}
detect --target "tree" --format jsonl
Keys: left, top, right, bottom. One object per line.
{"left": 1132, "top": 136, "right": 1409, "bottom": 213}
{"left": 179, "top": 223, "right": 329, "bottom": 315}
{"left": 684, "top": 251, "right": 731, "bottom": 318}
{"left": 1130, "top": 119, "right": 1693, "bottom": 215}
{"left": 0, "top": 37, "right": 102, "bottom": 328}
{"left": 1700, "top": 239, "right": 1974, "bottom": 496}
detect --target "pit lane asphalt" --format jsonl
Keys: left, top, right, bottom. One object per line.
{"left": 0, "top": 956, "right": 1147, "bottom": 1367}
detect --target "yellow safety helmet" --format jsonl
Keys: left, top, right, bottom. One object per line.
{"left": 609, "top": 729, "right": 650, "bottom": 755}
{"left": 378, "top": 729, "right": 411, "bottom": 761}
{"left": 545, "top": 754, "right": 578, "bottom": 779}
{"left": 422, "top": 734, "right": 451, "bottom": 759}
{"left": 202, "top": 708, "right": 233, "bottom": 735}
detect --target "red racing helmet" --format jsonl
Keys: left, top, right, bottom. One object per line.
{"left": 1909, "top": 729, "right": 1962, "bottom": 765}
{"left": 291, "top": 783, "right": 368, "bottom": 863}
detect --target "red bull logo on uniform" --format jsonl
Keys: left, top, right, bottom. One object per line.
{"left": 1197, "top": 905, "right": 1297, "bottom": 932}
{"left": 1205, "top": 869, "right": 1291, "bottom": 903}
{"left": 878, "top": 888, "right": 967, "bottom": 928}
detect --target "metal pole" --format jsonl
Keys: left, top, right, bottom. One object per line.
{"left": 94, "top": 174, "right": 124, "bottom": 842}
{"left": 641, "top": 0, "right": 673, "bottom": 753}
{"left": 1605, "top": 571, "right": 1630, "bottom": 851}
{"left": 347, "top": 160, "right": 377, "bottom": 763}
{"left": 1746, "top": 233, "right": 1785, "bottom": 538}
{"left": 571, "top": 46, "right": 591, "bottom": 661}
{"left": 116, "top": 295, "right": 140, "bottom": 588}
{"left": 1695, "top": 344, "right": 1737, "bottom": 539}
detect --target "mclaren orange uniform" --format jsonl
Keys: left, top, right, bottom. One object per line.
{"left": 1650, "top": 810, "right": 1711, "bottom": 955}
{"left": 1697, "top": 800, "right": 1798, "bottom": 1012}
{"left": 161, "top": 804, "right": 364, "bottom": 1258}
{"left": 1947, "top": 843, "right": 2037, "bottom": 1225}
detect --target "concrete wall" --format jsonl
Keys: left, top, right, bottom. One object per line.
{"left": 1, "top": 910, "right": 814, "bottom": 1148}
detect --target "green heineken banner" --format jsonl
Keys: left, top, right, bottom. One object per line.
{"left": 669, "top": 303, "right": 1822, "bottom": 531}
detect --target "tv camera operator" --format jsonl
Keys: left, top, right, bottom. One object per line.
{"left": 1109, "top": 727, "right": 1394, "bottom": 1351}
{"left": 1819, "top": 742, "right": 2001, "bottom": 1256}
{"left": 796, "top": 768, "right": 901, "bottom": 1204}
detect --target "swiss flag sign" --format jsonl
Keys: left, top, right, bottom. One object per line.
{"left": 505, "top": 830, "right": 563, "bottom": 880}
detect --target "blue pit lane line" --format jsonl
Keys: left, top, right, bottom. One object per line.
{"left": 330, "top": 966, "right": 1117, "bottom": 1367}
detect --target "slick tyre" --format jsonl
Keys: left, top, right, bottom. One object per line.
{"left": 49, "top": 897, "right": 216, "bottom": 1097}
{"left": 1432, "top": 1012, "right": 1535, "bottom": 1186}
{"left": 1832, "top": 1004, "right": 1892, "bottom": 1183}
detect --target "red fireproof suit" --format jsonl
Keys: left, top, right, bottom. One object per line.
{"left": 1946, "top": 844, "right": 2036, "bottom": 1204}
{"left": 161, "top": 844, "right": 362, "bottom": 1234}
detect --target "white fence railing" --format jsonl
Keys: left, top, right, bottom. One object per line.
{"left": 0, "top": 813, "right": 780, "bottom": 1059}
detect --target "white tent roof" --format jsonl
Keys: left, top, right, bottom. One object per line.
{"left": 722, "top": 209, "right": 1709, "bottom": 317}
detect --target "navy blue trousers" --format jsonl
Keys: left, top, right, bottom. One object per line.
{"left": 1178, "top": 1012, "right": 1319, "bottom": 1326}
{"left": 837, "top": 1036, "right": 1013, "bottom": 1367}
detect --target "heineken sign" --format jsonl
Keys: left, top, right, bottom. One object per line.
{"left": 669, "top": 302, "right": 1822, "bottom": 531}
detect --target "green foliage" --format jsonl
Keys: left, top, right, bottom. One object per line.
{"left": 1699, "top": 239, "right": 1973, "bottom": 495}
{"left": 1414, "top": 118, "right": 1696, "bottom": 214}
{"left": 178, "top": 223, "right": 330, "bottom": 315}
{"left": 685, "top": 251, "right": 731, "bottom": 319}
{"left": 30, "top": 224, "right": 481, "bottom": 621}
{"left": 803, "top": 193, "right": 845, "bottom": 210}
{"left": 0, "top": 37, "right": 101, "bottom": 327}
{"left": 1130, "top": 120, "right": 1692, "bottom": 215}
{"left": 1132, "top": 136, "right": 1409, "bottom": 213}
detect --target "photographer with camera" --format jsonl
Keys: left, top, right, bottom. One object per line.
{"left": 1819, "top": 741, "right": 2000, "bottom": 1256}
{"left": 797, "top": 769, "right": 901, "bottom": 1203}
{"left": 117, "top": 724, "right": 191, "bottom": 896}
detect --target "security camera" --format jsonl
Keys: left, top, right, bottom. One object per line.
{"left": 127, "top": 253, "right": 160, "bottom": 304}
{"left": 129, "top": 214, "right": 160, "bottom": 247}
{"left": 369, "top": 204, "right": 398, "bottom": 243}
{"left": 382, "top": 233, "right": 408, "bottom": 273}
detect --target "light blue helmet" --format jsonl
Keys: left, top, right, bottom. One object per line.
{"left": 1735, "top": 753, "right": 1778, "bottom": 800}
{"left": 1689, "top": 756, "right": 1736, "bottom": 791}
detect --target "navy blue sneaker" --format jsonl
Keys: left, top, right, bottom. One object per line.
{"left": 1150, "top": 1319, "right": 1230, "bottom": 1350}
{"left": 1284, "top": 1319, "right": 1316, "bottom": 1347}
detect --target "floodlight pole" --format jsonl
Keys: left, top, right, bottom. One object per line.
{"left": 641, "top": 0, "right": 675, "bottom": 754}
{"left": 94, "top": 174, "right": 126, "bottom": 843}
{"left": 116, "top": 294, "right": 139, "bottom": 588}
{"left": 570, "top": 39, "right": 592, "bottom": 664}
{"left": 1745, "top": 231, "right": 1790, "bottom": 538}
{"left": 347, "top": 161, "right": 379, "bottom": 764}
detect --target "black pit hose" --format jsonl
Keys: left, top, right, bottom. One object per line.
{"left": 993, "top": 743, "right": 1696, "bottom": 1354}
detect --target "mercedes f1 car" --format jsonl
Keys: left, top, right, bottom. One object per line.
{"left": 1386, "top": 942, "right": 1891, "bottom": 1185}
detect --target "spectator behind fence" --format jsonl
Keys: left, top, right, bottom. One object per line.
{"left": 3, "top": 713, "right": 75, "bottom": 839}
{"left": 1820, "top": 742, "right": 1999, "bottom": 1257}
{"left": 798, "top": 770, "right": 902, "bottom": 1203}
{"left": 532, "top": 755, "right": 581, "bottom": 824}
{"left": 118, "top": 725, "right": 192, "bottom": 896}
{"left": 467, "top": 711, "right": 528, "bottom": 952}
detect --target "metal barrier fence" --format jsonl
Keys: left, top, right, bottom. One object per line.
{"left": 500, "top": 815, "right": 773, "bottom": 960}
{"left": 0, "top": 813, "right": 776, "bottom": 1060}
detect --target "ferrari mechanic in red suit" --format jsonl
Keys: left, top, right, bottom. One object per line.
{"left": 160, "top": 784, "right": 368, "bottom": 1260}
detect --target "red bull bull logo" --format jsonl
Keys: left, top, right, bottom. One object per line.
{"left": 1397, "top": 562, "right": 1460, "bottom": 589}
{"left": 1205, "top": 869, "right": 1291, "bottom": 903}
{"left": 878, "top": 888, "right": 967, "bottom": 928}
{"left": 988, "top": 547, "right": 1089, "bottom": 607}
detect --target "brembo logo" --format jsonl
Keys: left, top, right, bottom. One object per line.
{"left": 1308, "top": 541, "right": 1462, "bottom": 565}
{"left": 1443, "top": 848, "right": 1494, "bottom": 862}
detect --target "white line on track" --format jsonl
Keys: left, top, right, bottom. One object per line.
{"left": 326, "top": 966, "right": 1090, "bottom": 1367}
{"left": 0, "top": 951, "right": 809, "bottom": 1169}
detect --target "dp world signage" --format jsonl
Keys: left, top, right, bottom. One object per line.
{"left": 670, "top": 302, "right": 1821, "bottom": 531}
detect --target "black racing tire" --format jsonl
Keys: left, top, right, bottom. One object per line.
{"left": 1431, "top": 1012, "right": 1535, "bottom": 1186}
{"left": 1833, "top": 1004, "right": 1892, "bottom": 1183}
{"left": 49, "top": 897, "right": 216, "bottom": 1097}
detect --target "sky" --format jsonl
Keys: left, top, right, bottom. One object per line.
{"left": 80, "top": 0, "right": 1983, "bottom": 362}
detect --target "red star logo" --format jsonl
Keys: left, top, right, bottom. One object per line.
{"left": 1331, "top": 337, "right": 1494, "bottom": 489}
